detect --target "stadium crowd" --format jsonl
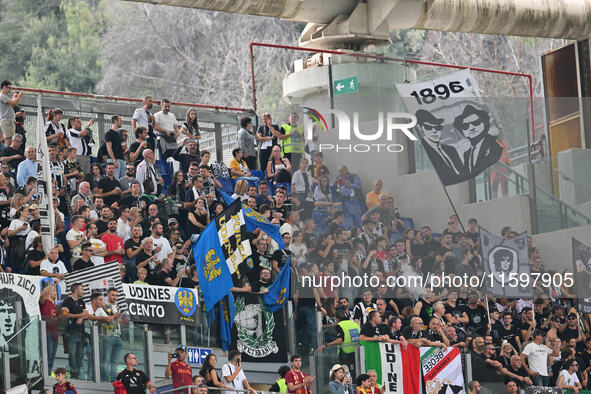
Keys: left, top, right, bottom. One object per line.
{"left": 0, "top": 78, "right": 588, "bottom": 394}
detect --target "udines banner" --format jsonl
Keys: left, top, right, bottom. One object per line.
{"left": 122, "top": 284, "right": 200, "bottom": 326}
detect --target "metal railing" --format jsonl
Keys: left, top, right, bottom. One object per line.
{"left": 555, "top": 168, "right": 591, "bottom": 196}
{"left": 160, "top": 386, "right": 278, "bottom": 394}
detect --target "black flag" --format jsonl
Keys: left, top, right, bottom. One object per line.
{"left": 572, "top": 238, "right": 591, "bottom": 313}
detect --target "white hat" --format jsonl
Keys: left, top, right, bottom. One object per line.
{"left": 329, "top": 364, "right": 345, "bottom": 379}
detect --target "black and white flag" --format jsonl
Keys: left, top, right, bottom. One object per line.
{"left": 572, "top": 238, "right": 591, "bottom": 313}
{"left": 480, "top": 227, "right": 532, "bottom": 298}
{"left": 395, "top": 69, "right": 503, "bottom": 186}
{"left": 216, "top": 199, "right": 253, "bottom": 284}
{"left": 65, "top": 262, "right": 127, "bottom": 311}
{"left": 36, "top": 96, "right": 55, "bottom": 252}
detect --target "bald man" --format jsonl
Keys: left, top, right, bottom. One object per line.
{"left": 16, "top": 146, "right": 36, "bottom": 187}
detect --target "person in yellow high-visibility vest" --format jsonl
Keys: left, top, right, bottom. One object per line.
{"left": 318, "top": 311, "right": 360, "bottom": 378}
{"left": 271, "top": 112, "right": 305, "bottom": 168}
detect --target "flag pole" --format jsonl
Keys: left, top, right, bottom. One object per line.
{"left": 440, "top": 182, "right": 467, "bottom": 233}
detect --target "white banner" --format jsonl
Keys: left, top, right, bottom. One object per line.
{"left": 36, "top": 95, "right": 55, "bottom": 253}
{"left": 0, "top": 273, "right": 42, "bottom": 348}
{"left": 395, "top": 69, "right": 502, "bottom": 186}
{"left": 420, "top": 346, "right": 465, "bottom": 394}
{"left": 380, "top": 342, "right": 404, "bottom": 394}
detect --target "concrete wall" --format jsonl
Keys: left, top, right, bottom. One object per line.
{"left": 460, "top": 194, "right": 532, "bottom": 235}
{"left": 532, "top": 224, "right": 591, "bottom": 273}
{"left": 558, "top": 148, "right": 591, "bottom": 206}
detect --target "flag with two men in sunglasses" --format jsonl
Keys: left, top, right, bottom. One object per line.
{"left": 395, "top": 69, "right": 504, "bottom": 186}
{"left": 479, "top": 226, "right": 532, "bottom": 298}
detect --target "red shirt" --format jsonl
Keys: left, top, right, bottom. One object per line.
{"left": 40, "top": 299, "right": 58, "bottom": 338}
{"left": 170, "top": 360, "right": 192, "bottom": 393}
{"left": 53, "top": 381, "right": 77, "bottom": 394}
{"left": 285, "top": 369, "right": 311, "bottom": 394}
{"left": 101, "top": 232, "right": 124, "bottom": 264}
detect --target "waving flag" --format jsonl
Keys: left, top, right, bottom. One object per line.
{"left": 193, "top": 221, "right": 234, "bottom": 312}
{"left": 264, "top": 257, "right": 290, "bottom": 312}
{"left": 216, "top": 198, "right": 253, "bottom": 283}
{"left": 220, "top": 190, "right": 285, "bottom": 249}
{"left": 218, "top": 293, "right": 235, "bottom": 351}
{"left": 36, "top": 95, "right": 55, "bottom": 252}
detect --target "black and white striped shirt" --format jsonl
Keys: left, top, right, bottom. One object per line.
{"left": 67, "top": 127, "right": 92, "bottom": 156}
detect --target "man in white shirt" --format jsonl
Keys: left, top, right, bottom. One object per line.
{"left": 86, "top": 222, "right": 108, "bottom": 265}
{"left": 66, "top": 215, "right": 87, "bottom": 260}
{"left": 222, "top": 351, "right": 256, "bottom": 394}
{"left": 153, "top": 99, "right": 179, "bottom": 160}
{"left": 116, "top": 207, "right": 132, "bottom": 242}
{"left": 150, "top": 223, "right": 173, "bottom": 262}
{"left": 136, "top": 149, "right": 163, "bottom": 194}
{"left": 40, "top": 247, "right": 68, "bottom": 294}
{"left": 521, "top": 331, "right": 555, "bottom": 387}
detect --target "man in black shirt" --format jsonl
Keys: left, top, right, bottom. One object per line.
{"left": 465, "top": 291, "right": 488, "bottom": 337}
{"left": 97, "top": 162, "right": 122, "bottom": 207}
{"left": 25, "top": 237, "right": 46, "bottom": 276}
{"left": 271, "top": 233, "right": 292, "bottom": 275}
{"left": 62, "top": 283, "right": 90, "bottom": 379}
{"left": 72, "top": 243, "right": 95, "bottom": 272}
{"left": 422, "top": 317, "right": 450, "bottom": 348}
{"left": 120, "top": 182, "right": 144, "bottom": 210}
{"left": 401, "top": 317, "right": 429, "bottom": 347}
{"left": 272, "top": 191, "right": 288, "bottom": 223}
{"left": 498, "top": 312, "right": 522, "bottom": 351}
{"left": 251, "top": 268, "right": 273, "bottom": 293}
{"left": 0, "top": 134, "right": 24, "bottom": 170}
{"left": 96, "top": 207, "right": 113, "bottom": 238}
{"left": 359, "top": 311, "right": 390, "bottom": 342}
{"left": 173, "top": 138, "right": 200, "bottom": 173}
{"left": 501, "top": 355, "right": 532, "bottom": 388}
{"left": 560, "top": 312, "right": 584, "bottom": 343}
{"left": 104, "top": 115, "right": 126, "bottom": 179}
{"left": 116, "top": 353, "right": 156, "bottom": 393}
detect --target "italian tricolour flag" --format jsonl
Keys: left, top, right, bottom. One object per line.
{"left": 361, "top": 342, "right": 421, "bottom": 394}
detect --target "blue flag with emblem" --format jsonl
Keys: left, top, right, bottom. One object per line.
{"left": 192, "top": 220, "right": 234, "bottom": 312}
{"left": 219, "top": 190, "right": 286, "bottom": 250}
{"left": 219, "top": 292, "right": 235, "bottom": 351}
{"left": 264, "top": 256, "right": 291, "bottom": 312}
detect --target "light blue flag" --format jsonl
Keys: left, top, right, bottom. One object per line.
{"left": 192, "top": 221, "right": 234, "bottom": 312}
{"left": 264, "top": 257, "right": 291, "bottom": 312}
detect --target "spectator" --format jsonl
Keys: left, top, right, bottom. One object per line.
{"left": 40, "top": 247, "right": 67, "bottom": 282}
{"left": 501, "top": 354, "right": 533, "bottom": 388}
{"left": 67, "top": 215, "right": 87, "bottom": 260}
{"left": 222, "top": 350, "right": 257, "bottom": 394}
{"left": 101, "top": 218, "right": 125, "bottom": 264}
{"left": 365, "top": 179, "right": 387, "bottom": 209}
{"left": 104, "top": 115, "right": 126, "bottom": 178}
{"left": 199, "top": 353, "right": 233, "bottom": 390}
{"left": 557, "top": 358, "right": 582, "bottom": 392}
{"left": 0, "top": 80, "right": 23, "bottom": 147}
{"left": 173, "top": 138, "right": 200, "bottom": 174}
{"left": 119, "top": 163, "right": 139, "bottom": 195}
{"left": 62, "top": 283, "right": 90, "bottom": 379}
{"left": 467, "top": 380, "right": 481, "bottom": 394}
{"left": 86, "top": 222, "right": 108, "bottom": 265}
{"left": 353, "top": 290, "right": 377, "bottom": 326}
{"left": 100, "top": 287, "right": 123, "bottom": 382}
{"left": 116, "top": 353, "right": 156, "bottom": 393}
{"left": 154, "top": 99, "right": 179, "bottom": 160}
{"left": 329, "top": 364, "right": 353, "bottom": 394}
{"left": 256, "top": 113, "right": 279, "bottom": 170}
{"left": 136, "top": 149, "right": 164, "bottom": 195}
{"left": 237, "top": 116, "right": 257, "bottom": 170}
{"left": 151, "top": 222, "right": 174, "bottom": 262}
{"left": 53, "top": 367, "right": 77, "bottom": 394}
{"left": 180, "top": 108, "right": 201, "bottom": 147}
{"left": 39, "top": 280, "right": 60, "bottom": 371}
{"left": 266, "top": 145, "right": 291, "bottom": 183}
{"left": 129, "top": 126, "right": 149, "bottom": 166}
{"left": 269, "top": 365, "right": 290, "bottom": 393}
{"left": 355, "top": 374, "right": 372, "bottom": 394}
{"left": 72, "top": 243, "right": 95, "bottom": 271}
{"left": 0, "top": 133, "right": 23, "bottom": 170}
{"left": 229, "top": 148, "right": 255, "bottom": 180}
{"left": 285, "top": 354, "right": 315, "bottom": 394}
{"left": 309, "top": 151, "right": 329, "bottom": 180}
{"left": 166, "top": 344, "right": 192, "bottom": 393}
{"left": 132, "top": 96, "right": 156, "bottom": 151}
{"left": 359, "top": 310, "right": 390, "bottom": 342}
{"left": 15, "top": 146, "right": 35, "bottom": 187}
{"left": 522, "top": 330, "right": 557, "bottom": 386}
{"left": 67, "top": 117, "right": 94, "bottom": 173}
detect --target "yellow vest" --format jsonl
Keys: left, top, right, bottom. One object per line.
{"left": 277, "top": 378, "right": 287, "bottom": 393}
{"left": 280, "top": 124, "right": 305, "bottom": 154}
{"left": 338, "top": 319, "right": 360, "bottom": 354}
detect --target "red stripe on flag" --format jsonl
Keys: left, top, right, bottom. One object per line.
{"left": 401, "top": 345, "right": 421, "bottom": 394}
{"left": 424, "top": 347, "right": 460, "bottom": 382}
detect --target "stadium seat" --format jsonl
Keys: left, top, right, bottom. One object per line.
{"left": 219, "top": 178, "right": 235, "bottom": 195}
{"left": 251, "top": 169, "right": 265, "bottom": 180}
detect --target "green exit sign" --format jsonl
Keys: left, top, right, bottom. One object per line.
{"left": 333, "top": 76, "right": 358, "bottom": 95}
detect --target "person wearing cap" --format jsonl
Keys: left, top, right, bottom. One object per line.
{"left": 560, "top": 312, "right": 585, "bottom": 344}
{"left": 521, "top": 330, "right": 558, "bottom": 386}
{"left": 166, "top": 344, "right": 192, "bottom": 393}
{"left": 329, "top": 364, "right": 353, "bottom": 394}
{"left": 545, "top": 315, "right": 562, "bottom": 342}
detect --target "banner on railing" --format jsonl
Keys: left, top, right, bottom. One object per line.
{"left": 420, "top": 346, "right": 465, "bottom": 394}
{"left": 64, "top": 262, "right": 127, "bottom": 312}
{"left": 395, "top": 69, "right": 503, "bottom": 186}
{"left": 231, "top": 293, "right": 288, "bottom": 363}
{"left": 524, "top": 387, "right": 562, "bottom": 394}
{"left": 0, "top": 273, "right": 42, "bottom": 349}
{"left": 573, "top": 238, "right": 591, "bottom": 313}
{"left": 361, "top": 342, "right": 421, "bottom": 394}
{"left": 122, "top": 284, "right": 199, "bottom": 326}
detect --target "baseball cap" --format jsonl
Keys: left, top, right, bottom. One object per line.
{"left": 168, "top": 218, "right": 178, "bottom": 225}
{"left": 29, "top": 204, "right": 40, "bottom": 210}
{"left": 176, "top": 344, "right": 187, "bottom": 351}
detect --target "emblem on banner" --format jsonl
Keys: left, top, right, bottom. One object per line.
{"left": 488, "top": 245, "right": 518, "bottom": 282}
{"left": 175, "top": 288, "right": 197, "bottom": 317}
{"left": 234, "top": 296, "right": 278, "bottom": 358}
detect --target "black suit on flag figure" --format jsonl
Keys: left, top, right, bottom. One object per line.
{"left": 416, "top": 110, "right": 466, "bottom": 182}
{"left": 454, "top": 105, "right": 503, "bottom": 176}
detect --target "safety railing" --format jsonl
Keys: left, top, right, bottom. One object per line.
{"left": 2, "top": 315, "right": 43, "bottom": 391}
{"left": 160, "top": 387, "right": 278, "bottom": 394}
